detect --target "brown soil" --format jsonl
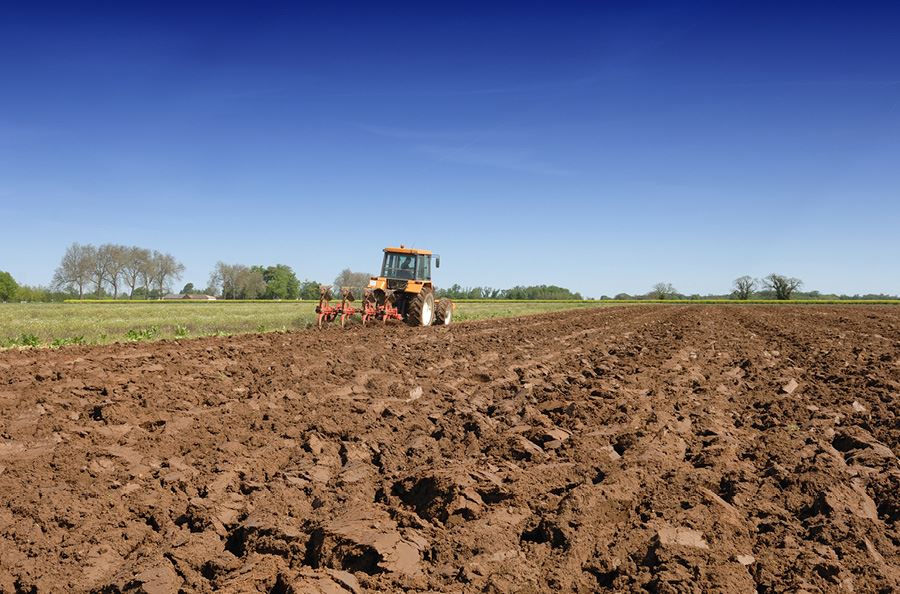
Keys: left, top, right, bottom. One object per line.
{"left": 1, "top": 306, "right": 899, "bottom": 593}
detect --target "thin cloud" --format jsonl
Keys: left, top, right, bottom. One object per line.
{"left": 417, "top": 144, "right": 572, "bottom": 176}
{"left": 688, "top": 79, "right": 900, "bottom": 89}
{"left": 357, "top": 123, "right": 501, "bottom": 141}
{"left": 359, "top": 123, "right": 571, "bottom": 176}
{"left": 334, "top": 76, "right": 598, "bottom": 99}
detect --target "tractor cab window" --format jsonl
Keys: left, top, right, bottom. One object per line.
{"left": 417, "top": 255, "right": 431, "bottom": 280}
{"left": 382, "top": 252, "right": 417, "bottom": 280}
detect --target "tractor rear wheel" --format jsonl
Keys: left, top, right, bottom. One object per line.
{"left": 434, "top": 299, "right": 453, "bottom": 325}
{"left": 406, "top": 289, "right": 435, "bottom": 326}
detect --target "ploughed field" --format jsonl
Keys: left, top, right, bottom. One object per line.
{"left": 0, "top": 306, "right": 898, "bottom": 593}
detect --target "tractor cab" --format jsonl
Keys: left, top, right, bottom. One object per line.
{"left": 380, "top": 246, "right": 439, "bottom": 282}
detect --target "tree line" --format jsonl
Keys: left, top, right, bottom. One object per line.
{"left": 204, "top": 265, "right": 378, "bottom": 300}
{"left": 209, "top": 262, "right": 321, "bottom": 300}
{"left": 647, "top": 274, "right": 804, "bottom": 300}
{"left": 51, "top": 243, "right": 185, "bottom": 299}
{"left": 2, "top": 250, "right": 899, "bottom": 302}
{"left": 620, "top": 275, "right": 804, "bottom": 300}
{"left": 435, "top": 284, "right": 583, "bottom": 300}
{"left": 611, "top": 274, "right": 895, "bottom": 301}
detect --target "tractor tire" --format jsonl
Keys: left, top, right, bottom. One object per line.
{"left": 434, "top": 298, "right": 453, "bottom": 326}
{"left": 406, "top": 289, "right": 435, "bottom": 327}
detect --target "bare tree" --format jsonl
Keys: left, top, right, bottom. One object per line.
{"left": 210, "top": 262, "right": 241, "bottom": 299}
{"left": 209, "top": 262, "right": 266, "bottom": 299}
{"left": 140, "top": 257, "right": 155, "bottom": 299}
{"left": 52, "top": 243, "right": 94, "bottom": 299}
{"left": 150, "top": 251, "right": 185, "bottom": 298}
{"left": 88, "top": 244, "right": 113, "bottom": 298}
{"left": 236, "top": 267, "right": 266, "bottom": 299}
{"left": 732, "top": 276, "right": 757, "bottom": 300}
{"left": 651, "top": 282, "right": 677, "bottom": 300}
{"left": 762, "top": 273, "right": 802, "bottom": 300}
{"left": 334, "top": 269, "right": 372, "bottom": 294}
{"left": 102, "top": 244, "right": 128, "bottom": 299}
{"left": 122, "top": 246, "right": 151, "bottom": 298}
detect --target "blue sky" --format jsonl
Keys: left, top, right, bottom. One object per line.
{"left": 2, "top": 1, "right": 898, "bottom": 297}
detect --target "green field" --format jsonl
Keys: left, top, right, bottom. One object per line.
{"left": 3, "top": 299, "right": 898, "bottom": 348}
{"left": 0, "top": 301, "right": 615, "bottom": 347}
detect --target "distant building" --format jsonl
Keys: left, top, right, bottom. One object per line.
{"left": 162, "top": 294, "right": 217, "bottom": 301}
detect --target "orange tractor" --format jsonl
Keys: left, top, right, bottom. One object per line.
{"left": 316, "top": 245, "right": 454, "bottom": 328}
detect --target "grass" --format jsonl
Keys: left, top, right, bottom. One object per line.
{"left": 1, "top": 299, "right": 897, "bottom": 348}
{"left": 0, "top": 301, "right": 618, "bottom": 347}
{"left": 0, "top": 302, "right": 318, "bottom": 347}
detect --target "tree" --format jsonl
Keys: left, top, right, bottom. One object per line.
{"left": 150, "top": 251, "right": 185, "bottom": 297}
{"left": 504, "top": 285, "right": 582, "bottom": 300}
{"left": 52, "top": 243, "right": 95, "bottom": 299}
{"left": 210, "top": 263, "right": 266, "bottom": 299}
{"left": 651, "top": 282, "right": 677, "bottom": 300}
{"left": 101, "top": 244, "right": 129, "bottom": 298}
{"left": 299, "top": 280, "right": 322, "bottom": 300}
{"left": 122, "top": 247, "right": 151, "bottom": 298}
{"left": 139, "top": 253, "right": 155, "bottom": 299}
{"left": 0, "top": 271, "right": 18, "bottom": 302}
{"left": 14, "top": 285, "right": 52, "bottom": 302}
{"left": 210, "top": 262, "right": 241, "bottom": 299}
{"left": 236, "top": 267, "right": 266, "bottom": 299}
{"left": 89, "top": 244, "right": 113, "bottom": 298}
{"left": 333, "top": 269, "right": 372, "bottom": 293}
{"left": 258, "top": 264, "right": 300, "bottom": 300}
{"left": 180, "top": 282, "right": 195, "bottom": 295}
{"left": 732, "top": 276, "right": 757, "bottom": 300}
{"left": 762, "top": 274, "right": 802, "bottom": 300}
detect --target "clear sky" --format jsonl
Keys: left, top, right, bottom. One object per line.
{"left": 2, "top": 1, "right": 898, "bottom": 297}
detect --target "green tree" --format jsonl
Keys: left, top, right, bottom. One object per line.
{"left": 505, "top": 285, "right": 582, "bottom": 300}
{"left": 0, "top": 271, "right": 19, "bottom": 302}
{"left": 299, "top": 280, "right": 322, "bottom": 300}
{"left": 15, "top": 285, "right": 50, "bottom": 302}
{"left": 180, "top": 282, "right": 195, "bottom": 295}
{"left": 258, "top": 264, "right": 300, "bottom": 299}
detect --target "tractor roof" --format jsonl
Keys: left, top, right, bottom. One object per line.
{"left": 384, "top": 245, "right": 432, "bottom": 255}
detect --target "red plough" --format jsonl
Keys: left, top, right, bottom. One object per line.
{"left": 317, "top": 286, "right": 402, "bottom": 328}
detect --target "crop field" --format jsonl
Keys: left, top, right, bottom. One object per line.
{"left": 1, "top": 305, "right": 898, "bottom": 592}
{"left": 0, "top": 301, "right": 619, "bottom": 347}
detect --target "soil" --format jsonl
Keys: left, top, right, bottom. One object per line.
{"left": 1, "top": 306, "right": 899, "bottom": 593}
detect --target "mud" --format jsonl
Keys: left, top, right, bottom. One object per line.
{"left": 1, "top": 306, "right": 898, "bottom": 593}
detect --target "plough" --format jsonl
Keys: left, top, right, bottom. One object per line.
{"left": 316, "top": 286, "right": 403, "bottom": 328}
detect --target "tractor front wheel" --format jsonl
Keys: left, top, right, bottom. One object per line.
{"left": 406, "top": 289, "right": 435, "bottom": 326}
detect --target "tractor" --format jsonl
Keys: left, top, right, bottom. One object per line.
{"left": 316, "top": 245, "right": 454, "bottom": 327}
